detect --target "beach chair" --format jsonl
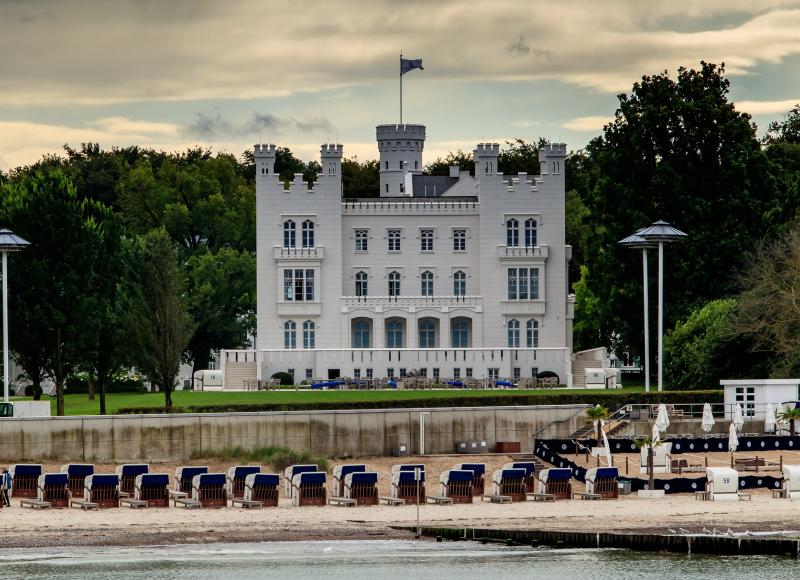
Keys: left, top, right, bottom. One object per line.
{"left": 343, "top": 471, "right": 379, "bottom": 505}
{"left": 537, "top": 468, "right": 572, "bottom": 499}
{"left": 502, "top": 461, "right": 537, "bottom": 493}
{"left": 332, "top": 464, "right": 366, "bottom": 497}
{"left": 175, "top": 466, "right": 208, "bottom": 495}
{"left": 639, "top": 443, "right": 672, "bottom": 474}
{"left": 453, "top": 463, "right": 486, "bottom": 495}
{"left": 491, "top": 467, "right": 527, "bottom": 501}
{"left": 705, "top": 467, "right": 740, "bottom": 501}
{"left": 585, "top": 467, "right": 619, "bottom": 499}
{"left": 227, "top": 466, "right": 261, "bottom": 499}
{"left": 290, "top": 472, "right": 327, "bottom": 506}
{"left": 391, "top": 465, "right": 426, "bottom": 504}
{"left": 439, "top": 469, "right": 474, "bottom": 503}
{"left": 61, "top": 464, "right": 95, "bottom": 498}
{"left": 191, "top": 473, "right": 228, "bottom": 508}
{"left": 781, "top": 465, "right": 800, "bottom": 499}
{"left": 83, "top": 474, "right": 120, "bottom": 508}
{"left": 115, "top": 464, "right": 149, "bottom": 496}
{"left": 37, "top": 473, "right": 69, "bottom": 508}
{"left": 134, "top": 474, "right": 170, "bottom": 507}
{"left": 284, "top": 465, "right": 319, "bottom": 497}
{"left": 9, "top": 464, "right": 42, "bottom": 498}
{"left": 243, "top": 473, "right": 280, "bottom": 507}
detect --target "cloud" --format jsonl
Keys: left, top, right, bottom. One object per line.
{"left": 512, "top": 120, "right": 541, "bottom": 128}
{"left": 181, "top": 112, "right": 334, "bottom": 139}
{"left": 562, "top": 116, "right": 613, "bottom": 131}
{"left": 735, "top": 99, "right": 800, "bottom": 115}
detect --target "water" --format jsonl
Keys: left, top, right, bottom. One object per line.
{"left": 0, "top": 540, "right": 795, "bottom": 579}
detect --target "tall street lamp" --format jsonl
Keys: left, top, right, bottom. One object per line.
{"left": 0, "top": 229, "right": 30, "bottom": 403}
{"left": 638, "top": 220, "right": 687, "bottom": 392}
{"left": 619, "top": 230, "right": 656, "bottom": 392}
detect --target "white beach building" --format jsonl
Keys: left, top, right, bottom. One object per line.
{"left": 221, "top": 123, "right": 588, "bottom": 387}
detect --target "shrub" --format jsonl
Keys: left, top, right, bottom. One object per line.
{"left": 66, "top": 373, "right": 147, "bottom": 394}
{"left": 271, "top": 372, "right": 294, "bottom": 386}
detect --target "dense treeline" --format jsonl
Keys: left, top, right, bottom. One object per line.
{"left": 3, "top": 61, "right": 800, "bottom": 409}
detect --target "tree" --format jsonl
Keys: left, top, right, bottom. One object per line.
{"left": 577, "top": 62, "right": 781, "bottom": 359}
{"left": 634, "top": 436, "right": 662, "bottom": 490}
{"left": 585, "top": 405, "right": 610, "bottom": 443}
{"left": 123, "top": 230, "right": 194, "bottom": 412}
{"left": 342, "top": 157, "right": 379, "bottom": 198}
{"left": 763, "top": 105, "right": 800, "bottom": 145}
{"left": 778, "top": 408, "right": 800, "bottom": 436}
{"left": 425, "top": 150, "right": 474, "bottom": 176}
{"left": 498, "top": 138, "right": 549, "bottom": 174}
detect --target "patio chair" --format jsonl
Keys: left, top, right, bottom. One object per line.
{"left": 502, "top": 461, "right": 537, "bottom": 492}
{"left": 115, "top": 464, "right": 149, "bottom": 496}
{"left": 243, "top": 473, "right": 280, "bottom": 507}
{"left": 61, "top": 464, "right": 95, "bottom": 498}
{"left": 342, "top": 471, "right": 379, "bottom": 505}
{"left": 438, "top": 469, "right": 474, "bottom": 503}
{"left": 332, "top": 464, "right": 366, "bottom": 497}
{"left": 490, "top": 467, "right": 527, "bottom": 501}
{"left": 585, "top": 467, "right": 619, "bottom": 499}
{"left": 191, "top": 473, "right": 228, "bottom": 508}
{"left": 391, "top": 465, "right": 426, "bottom": 504}
{"left": 284, "top": 465, "right": 319, "bottom": 497}
{"left": 134, "top": 474, "right": 170, "bottom": 507}
{"left": 227, "top": 466, "right": 261, "bottom": 499}
{"left": 453, "top": 463, "right": 486, "bottom": 495}
{"left": 175, "top": 466, "right": 208, "bottom": 495}
{"left": 290, "top": 472, "right": 327, "bottom": 506}
{"left": 9, "top": 464, "right": 42, "bottom": 498}
{"left": 84, "top": 474, "right": 120, "bottom": 508}
{"left": 537, "top": 468, "right": 572, "bottom": 499}
{"left": 37, "top": 473, "right": 69, "bottom": 508}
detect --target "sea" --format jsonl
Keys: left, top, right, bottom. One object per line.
{"left": 0, "top": 540, "right": 793, "bottom": 579}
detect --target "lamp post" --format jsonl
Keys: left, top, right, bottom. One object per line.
{"left": 619, "top": 230, "right": 655, "bottom": 392}
{"left": 0, "top": 229, "right": 30, "bottom": 403}
{"left": 637, "top": 221, "right": 687, "bottom": 392}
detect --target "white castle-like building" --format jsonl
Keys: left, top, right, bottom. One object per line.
{"left": 221, "top": 123, "right": 585, "bottom": 387}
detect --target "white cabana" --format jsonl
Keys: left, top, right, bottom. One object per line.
{"left": 701, "top": 403, "right": 715, "bottom": 433}
{"left": 706, "top": 467, "right": 740, "bottom": 501}
{"left": 782, "top": 465, "right": 800, "bottom": 499}
{"left": 764, "top": 402, "right": 776, "bottom": 433}
{"left": 728, "top": 422, "right": 739, "bottom": 452}
{"left": 733, "top": 403, "right": 745, "bottom": 432}
{"left": 655, "top": 404, "right": 670, "bottom": 433}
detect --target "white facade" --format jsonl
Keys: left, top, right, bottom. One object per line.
{"left": 236, "top": 123, "right": 575, "bottom": 385}
{"left": 721, "top": 379, "right": 800, "bottom": 419}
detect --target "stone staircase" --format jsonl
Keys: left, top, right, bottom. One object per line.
{"left": 571, "top": 347, "right": 610, "bottom": 388}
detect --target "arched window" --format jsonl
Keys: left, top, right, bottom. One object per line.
{"left": 386, "top": 319, "right": 404, "bottom": 348}
{"left": 355, "top": 229, "right": 368, "bottom": 252}
{"left": 283, "top": 220, "right": 296, "bottom": 249}
{"left": 302, "top": 220, "right": 315, "bottom": 248}
{"left": 526, "top": 320, "right": 539, "bottom": 348}
{"left": 506, "top": 218, "right": 519, "bottom": 247}
{"left": 284, "top": 320, "right": 296, "bottom": 349}
{"left": 524, "top": 218, "right": 537, "bottom": 248}
{"left": 355, "top": 271, "right": 368, "bottom": 296}
{"left": 507, "top": 319, "right": 520, "bottom": 348}
{"left": 451, "top": 318, "right": 470, "bottom": 348}
{"left": 303, "top": 320, "right": 315, "bottom": 349}
{"left": 419, "top": 319, "right": 436, "bottom": 348}
{"left": 453, "top": 271, "right": 466, "bottom": 296}
{"left": 353, "top": 320, "right": 371, "bottom": 348}
{"left": 388, "top": 271, "right": 401, "bottom": 297}
{"left": 421, "top": 271, "right": 433, "bottom": 296}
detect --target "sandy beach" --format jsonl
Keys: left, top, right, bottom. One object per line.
{"left": 2, "top": 452, "right": 800, "bottom": 548}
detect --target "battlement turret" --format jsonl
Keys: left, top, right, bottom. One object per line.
{"left": 376, "top": 124, "right": 425, "bottom": 196}
{"left": 320, "top": 143, "right": 343, "bottom": 177}
{"left": 254, "top": 143, "right": 277, "bottom": 176}
{"left": 474, "top": 142, "right": 500, "bottom": 176}
{"left": 538, "top": 142, "right": 566, "bottom": 176}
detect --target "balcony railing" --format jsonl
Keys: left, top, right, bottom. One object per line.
{"left": 497, "top": 245, "right": 549, "bottom": 259}
{"left": 341, "top": 295, "right": 482, "bottom": 309}
{"left": 273, "top": 246, "right": 324, "bottom": 260}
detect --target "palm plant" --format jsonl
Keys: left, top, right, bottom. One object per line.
{"left": 634, "top": 436, "right": 663, "bottom": 490}
{"left": 778, "top": 408, "right": 800, "bottom": 436}
{"left": 585, "top": 405, "right": 610, "bottom": 444}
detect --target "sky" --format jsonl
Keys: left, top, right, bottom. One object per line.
{"left": 2, "top": 0, "right": 800, "bottom": 170}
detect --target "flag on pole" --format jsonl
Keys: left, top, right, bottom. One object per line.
{"left": 401, "top": 58, "right": 424, "bottom": 75}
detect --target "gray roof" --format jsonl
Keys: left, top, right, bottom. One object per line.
{"left": 638, "top": 220, "right": 688, "bottom": 242}
{"left": 0, "top": 229, "right": 30, "bottom": 250}
{"left": 411, "top": 175, "right": 459, "bottom": 197}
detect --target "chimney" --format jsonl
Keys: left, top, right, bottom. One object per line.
{"left": 449, "top": 166, "right": 460, "bottom": 178}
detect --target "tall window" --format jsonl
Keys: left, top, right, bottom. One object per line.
{"left": 451, "top": 319, "right": 470, "bottom": 348}
{"left": 284, "top": 320, "right": 296, "bottom": 349}
{"left": 303, "top": 320, "right": 315, "bottom": 349}
{"left": 506, "top": 218, "right": 519, "bottom": 247}
{"left": 507, "top": 268, "right": 539, "bottom": 300}
{"left": 453, "top": 229, "right": 466, "bottom": 251}
{"left": 388, "top": 271, "right": 401, "bottom": 297}
{"left": 355, "top": 271, "right": 368, "bottom": 296}
{"left": 526, "top": 320, "right": 539, "bottom": 348}
{"left": 283, "top": 220, "right": 296, "bottom": 248}
{"left": 355, "top": 229, "right": 368, "bottom": 251}
{"left": 453, "top": 271, "right": 466, "bottom": 296}
{"left": 420, "top": 229, "right": 434, "bottom": 251}
{"left": 284, "top": 269, "right": 314, "bottom": 301}
{"left": 524, "top": 218, "right": 537, "bottom": 247}
{"left": 507, "top": 319, "right": 520, "bottom": 347}
{"left": 419, "top": 319, "right": 436, "bottom": 348}
{"left": 386, "top": 320, "right": 403, "bottom": 348}
{"left": 302, "top": 220, "right": 315, "bottom": 248}
{"left": 353, "top": 320, "right": 370, "bottom": 348}
{"left": 388, "top": 229, "right": 401, "bottom": 252}
{"left": 421, "top": 271, "right": 433, "bottom": 296}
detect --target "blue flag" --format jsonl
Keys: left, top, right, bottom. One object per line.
{"left": 401, "top": 58, "right": 424, "bottom": 76}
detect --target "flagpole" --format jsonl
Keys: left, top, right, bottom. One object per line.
{"left": 400, "top": 53, "right": 403, "bottom": 125}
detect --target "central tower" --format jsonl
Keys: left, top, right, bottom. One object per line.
{"left": 376, "top": 124, "right": 425, "bottom": 196}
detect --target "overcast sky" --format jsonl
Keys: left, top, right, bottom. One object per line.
{"left": 2, "top": 0, "right": 800, "bottom": 170}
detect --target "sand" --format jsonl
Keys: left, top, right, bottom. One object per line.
{"left": 3, "top": 452, "right": 799, "bottom": 549}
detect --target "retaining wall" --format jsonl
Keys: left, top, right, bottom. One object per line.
{"left": 0, "top": 404, "right": 588, "bottom": 463}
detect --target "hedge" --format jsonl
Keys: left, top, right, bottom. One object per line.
{"left": 116, "top": 389, "right": 723, "bottom": 415}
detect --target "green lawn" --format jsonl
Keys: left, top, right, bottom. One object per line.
{"left": 13, "top": 385, "right": 647, "bottom": 416}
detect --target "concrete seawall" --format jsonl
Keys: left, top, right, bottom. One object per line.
{"left": 0, "top": 404, "right": 588, "bottom": 463}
